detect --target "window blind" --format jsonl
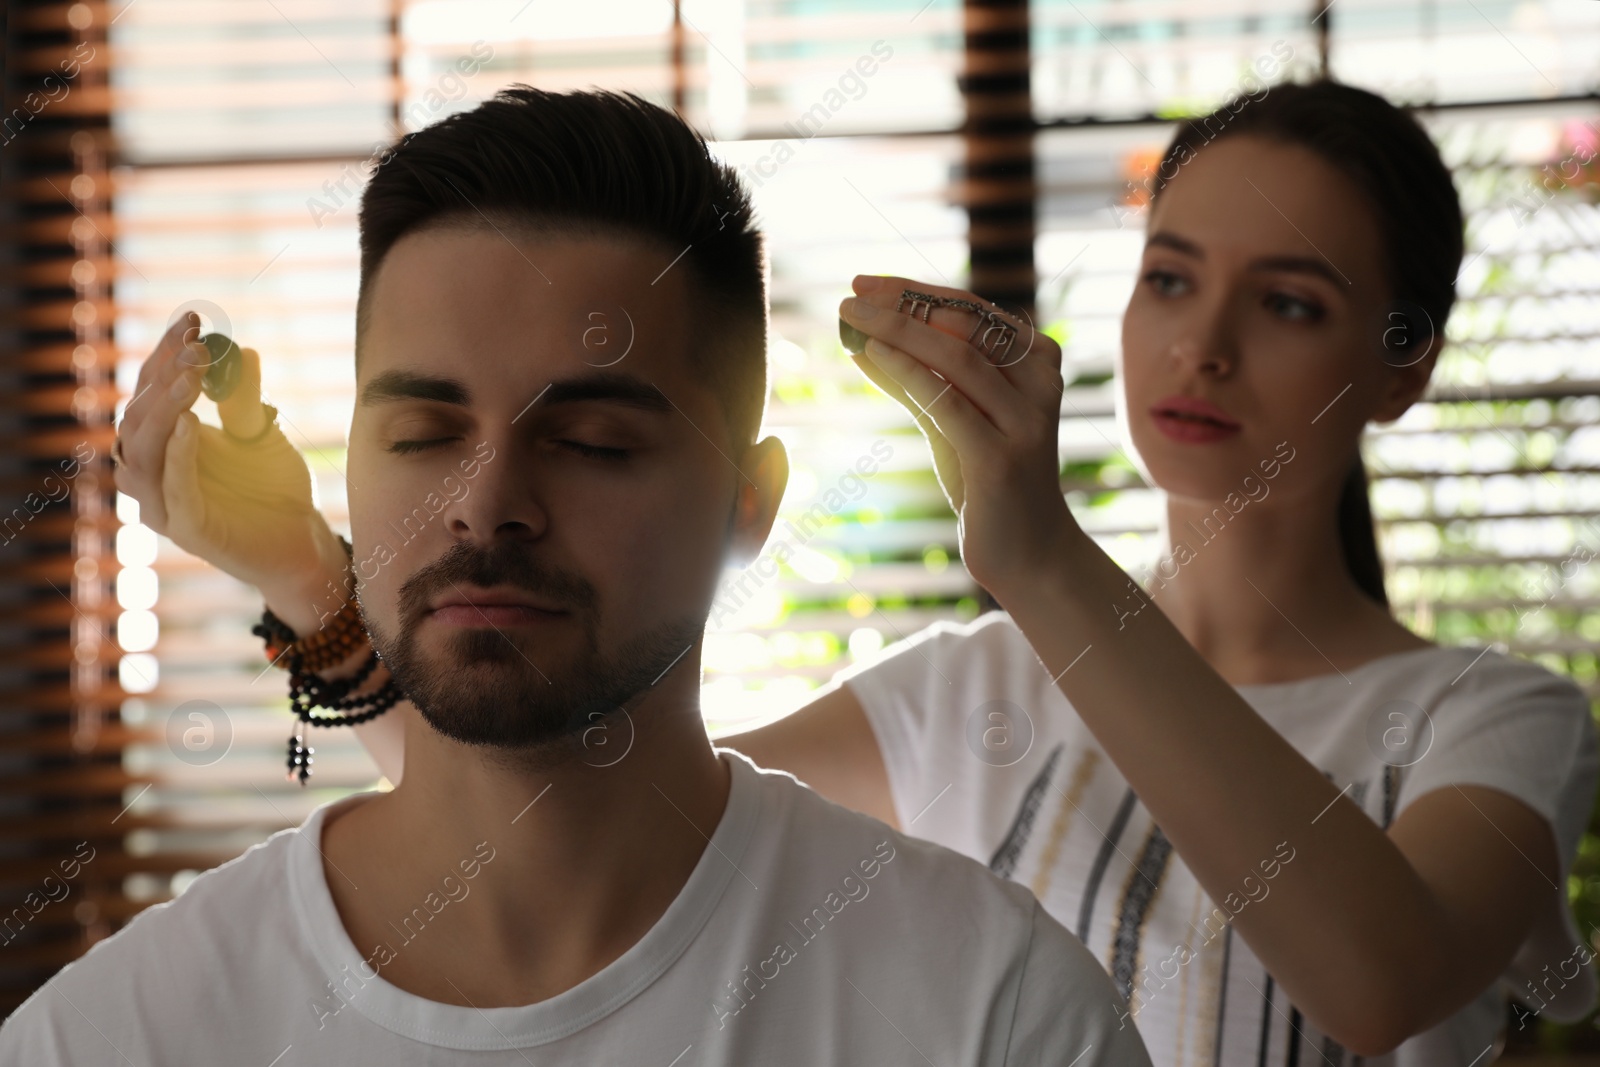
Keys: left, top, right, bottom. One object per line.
{"left": 0, "top": 0, "right": 124, "bottom": 1018}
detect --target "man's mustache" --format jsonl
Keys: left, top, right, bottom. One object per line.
{"left": 395, "top": 541, "right": 597, "bottom": 623}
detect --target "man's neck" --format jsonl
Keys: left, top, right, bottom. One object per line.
{"left": 318, "top": 703, "right": 732, "bottom": 1008}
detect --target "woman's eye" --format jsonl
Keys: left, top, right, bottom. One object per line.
{"left": 1143, "top": 269, "right": 1189, "bottom": 297}
{"left": 386, "top": 437, "right": 457, "bottom": 454}
{"left": 559, "top": 440, "right": 629, "bottom": 461}
{"left": 1264, "top": 292, "right": 1324, "bottom": 322}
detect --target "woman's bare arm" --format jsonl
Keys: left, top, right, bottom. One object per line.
{"left": 719, "top": 682, "right": 899, "bottom": 830}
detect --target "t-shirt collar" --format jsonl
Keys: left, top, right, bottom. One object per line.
{"left": 286, "top": 749, "right": 761, "bottom": 1050}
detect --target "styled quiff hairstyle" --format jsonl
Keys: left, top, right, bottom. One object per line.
{"left": 356, "top": 85, "right": 769, "bottom": 447}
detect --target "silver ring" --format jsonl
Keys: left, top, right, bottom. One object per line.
{"left": 894, "top": 288, "right": 1022, "bottom": 365}
{"left": 895, "top": 288, "right": 941, "bottom": 323}
{"left": 968, "top": 311, "right": 1019, "bottom": 363}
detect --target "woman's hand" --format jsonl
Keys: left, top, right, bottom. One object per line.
{"left": 113, "top": 313, "right": 346, "bottom": 605}
{"left": 838, "top": 274, "right": 1076, "bottom": 596}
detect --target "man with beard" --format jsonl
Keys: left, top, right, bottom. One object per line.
{"left": 1, "top": 86, "right": 1151, "bottom": 1065}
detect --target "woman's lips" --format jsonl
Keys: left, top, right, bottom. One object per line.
{"left": 1151, "top": 411, "right": 1242, "bottom": 443}
{"left": 1149, "top": 396, "right": 1241, "bottom": 444}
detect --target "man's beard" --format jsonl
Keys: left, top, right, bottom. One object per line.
{"left": 358, "top": 539, "right": 703, "bottom": 768}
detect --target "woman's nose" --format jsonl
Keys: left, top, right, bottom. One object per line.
{"left": 1168, "top": 313, "right": 1236, "bottom": 376}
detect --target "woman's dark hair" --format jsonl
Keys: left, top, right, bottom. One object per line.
{"left": 1148, "top": 79, "right": 1464, "bottom": 607}
{"left": 356, "top": 85, "right": 769, "bottom": 447}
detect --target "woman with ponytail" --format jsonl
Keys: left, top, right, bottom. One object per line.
{"left": 730, "top": 79, "right": 1599, "bottom": 1062}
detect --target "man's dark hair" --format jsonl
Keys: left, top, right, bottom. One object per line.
{"left": 356, "top": 85, "right": 769, "bottom": 447}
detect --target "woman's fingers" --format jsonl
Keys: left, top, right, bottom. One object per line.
{"left": 116, "top": 346, "right": 205, "bottom": 533}
{"left": 851, "top": 273, "right": 1056, "bottom": 373}
{"left": 840, "top": 295, "right": 1021, "bottom": 430}
{"left": 851, "top": 349, "right": 943, "bottom": 440}
{"left": 850, "top": 274, "right": 1066, "bottom": 409}
{"left": 119, "top": 313, "right": 198, "bottom": 440}
{"left": 851, "top": 350, "right": 967, "bottom": 509}
{"left": 861, "top": 336, "right": 998, "bottom": 451}
{"left": 843, "top": 275, "right": 1065, "bottom": 427}
{"left": 852, "top": 338, "right": 971, "bottom": 449}
{"left": 160, "top": 410, "right": 206, "bottom": 547}
{"left": 216, "top": 347, "right": 268, "bottom": 440}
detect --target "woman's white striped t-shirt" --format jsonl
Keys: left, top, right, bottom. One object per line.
{"left": 834, "top": 610, "right": 1598, "bottom": 1067}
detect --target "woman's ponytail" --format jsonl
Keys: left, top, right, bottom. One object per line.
{"left": 1337, "top": 453, "right": 1387, "bottom": 606}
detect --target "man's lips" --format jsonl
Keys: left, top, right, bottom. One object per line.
{"left": 428, "top": 603, "right": 566, "bottom": 627}
{"left": 426, "top": 585, "right": 569, "bottom": 626}
{"left": 427, "top": 585, "right": 565, "bottom": 613}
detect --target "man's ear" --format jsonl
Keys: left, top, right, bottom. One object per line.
{"left": 728, "top": 435, "right": 789, "bottom": 568}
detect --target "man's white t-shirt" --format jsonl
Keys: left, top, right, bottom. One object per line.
{"left": 834, "top": 611, "right": 1600, "bottom": 1067}
{"left": 1, "top": 748, "right": 1154, "bottom": 1066}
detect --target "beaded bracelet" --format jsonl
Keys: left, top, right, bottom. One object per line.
{"left": 251, "top": 540, "right": 366, "bottom": 674}
{"left": 254, "top": 534, "right": 406, "bottom": 786}
{"left": 284, "top": 648, "right": 405, "bottom": 786}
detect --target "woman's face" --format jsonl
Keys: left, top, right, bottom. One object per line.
{"left": 1119, "top": 134, "right": 1433, "bottom": 509}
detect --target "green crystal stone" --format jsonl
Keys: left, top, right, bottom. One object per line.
{"left": 839, "top": 316, "right": 868, "bottom": 355}
{"left": 199, "top": 332, "right": 242, "bottom": 402}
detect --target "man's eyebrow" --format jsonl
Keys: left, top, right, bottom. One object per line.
{"left": 1145, "top": 231, "right": 1345, "bottom": 286}
{"left": 359, "top": 370, "right": 471, "bottom": 407}
{"left": 358, "top": 368, "right": 673, "bottom": 413}
{"left": 541, "top": 372, "right": 673, "bottom": 413}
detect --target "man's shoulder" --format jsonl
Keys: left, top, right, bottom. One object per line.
{"left": 127, "top": 817, "right": 301, "bottom": 927}
{"left": 0, "top": 819, "right": 304, "bottom": 1046}
{"left": 738, "top": 748, "right": 1058, "bottom": 935}
{"left": 726, "top": 751, "right": 1145, "bottom": 1062}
